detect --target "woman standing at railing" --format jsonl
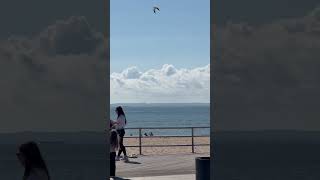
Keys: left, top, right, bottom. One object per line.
{"left": 111, "top": 106, "right": 128, "bottom": 162}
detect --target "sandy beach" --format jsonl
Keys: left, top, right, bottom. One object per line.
{"left": 123, "top": 136, "right": 210, "bottom": 155}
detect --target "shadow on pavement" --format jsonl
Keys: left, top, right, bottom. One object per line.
{"left": 111, "top": 177, "right": 131, "bottom": 180}
{"left": 125, "top": 161, "right": 141, "bottom": 164}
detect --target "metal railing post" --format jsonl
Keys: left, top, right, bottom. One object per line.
{"left": 123, "top": 127, "right": 209, "bottom": 154}
{"left": 139, "top": 128, "right": 142, "bottom": 155}
{"left": 191, "top": 127, "right": 194, "bottom": 153}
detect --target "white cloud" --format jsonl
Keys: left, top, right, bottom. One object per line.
{"left": 0, "top": 16, "right": 107, "bottom": 132}
{"left": 36, "top": 16, "right": 103, "bottom": 56}
{"left": 214, "top": 5, "right": 320, "bottom": 130}
{"left": 122, "top": 66, "right": 142, "bottom": 79}
{"left": 111, "top": 64, "right": 210, "bottom": 103}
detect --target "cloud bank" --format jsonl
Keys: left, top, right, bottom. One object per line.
{"left": 214, "top": 6, "right": 320, "bottom": 130}
{"left": 111, "top": 64, "right": 210, "bottom": 103}
{"left": 0, "top": 16, "right": 108, "bottom": 132}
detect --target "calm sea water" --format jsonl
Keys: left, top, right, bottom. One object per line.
{"left": 110, "top": 103, "right": 210, "bottom": 136}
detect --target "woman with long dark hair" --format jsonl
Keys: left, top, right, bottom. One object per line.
{"left": 111, "top": 106, "right": 128, "bottom": 162}
{"left": 17, "top": 141, "right": 50, "bottom": 180}
{"left": 110, "top": 129, "right": 119, "bottom": 177}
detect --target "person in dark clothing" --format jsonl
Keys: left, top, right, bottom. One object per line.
{"left": 110, "top": 129, "right": 119, "bottom": 177}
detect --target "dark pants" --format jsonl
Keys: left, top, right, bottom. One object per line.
{"left": 117, "top": 129, "right": 127, "bottom": 156}
{"left": 110, "top": 152, "right": 116, "bottom": 176}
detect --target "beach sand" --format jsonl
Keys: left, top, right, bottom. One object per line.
{"left": 123, "top": 137, "right": 210, "bottom": 155}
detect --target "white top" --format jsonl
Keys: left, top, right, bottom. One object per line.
{"left": 115, "top": 115, "right": 126, "bottom": 130}
{"left": 26, "top": 169, "right": 49, "bottom": 180}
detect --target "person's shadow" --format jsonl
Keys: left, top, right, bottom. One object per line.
{"left": 111, "top": 177, "right": 131, "bottom": 180}
{"left": 125, "top": 160, "right": 141, "bottom": 164}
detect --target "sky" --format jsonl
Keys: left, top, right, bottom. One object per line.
{"left": 110, "top": 0, "right": 210, "bottom": 103}
{"left": 1, "top": 0, "right": 319, "bottom": 131}
{"left": 111, "top": 0, "right": 210, "bottom": 72}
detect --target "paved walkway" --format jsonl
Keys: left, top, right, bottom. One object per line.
{"left": 116, "top": 153, "right": 209, "bottom": 177}
{"left": 111, "top": 174, "right": 195, "bottom": 180}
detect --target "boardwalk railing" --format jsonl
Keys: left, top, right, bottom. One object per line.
{"left": 124, "top": 127, "right": 210, "bottom": 155}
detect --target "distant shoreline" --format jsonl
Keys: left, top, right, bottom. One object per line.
{"left": 110, "top": 103, "right": 210, "bottom": 106}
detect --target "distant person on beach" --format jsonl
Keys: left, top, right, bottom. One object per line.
{"left": 17, "top": 141, "right": 50, "bottom": 180}
{"left": 111, "top": 106, "right": 128, "bottom": 162}
{"left": 110, "top": 129, "right": 119, "bottom": 178}
{"left": 149, "top": 132, "right": 154, "bottom": 137}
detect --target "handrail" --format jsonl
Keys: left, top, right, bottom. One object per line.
{"left": 123, "top": 127, "right": 210, "bottom": 155}
{"left": 125, "top": 127, "right": 210, "bottom": 130}
{"left": 125, "top": 135, "right": 209, "bottom": 138}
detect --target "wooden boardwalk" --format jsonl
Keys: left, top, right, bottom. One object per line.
{"left": 116, "top": 153, "right": 209, "bottom": 178}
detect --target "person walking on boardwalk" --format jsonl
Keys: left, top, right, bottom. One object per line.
{"left": 111, "top": 106, "right": 129, "bottom": 162}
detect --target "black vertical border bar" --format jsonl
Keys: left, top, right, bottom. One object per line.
{"left": 105, "top": 0, "right": 110, "bottom": 178}
{"left": 210, "top": 0, "right": 215, "bottom": 179}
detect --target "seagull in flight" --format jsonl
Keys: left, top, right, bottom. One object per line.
{"left": 153, "top": 6, "right": 160, "bottom": 14}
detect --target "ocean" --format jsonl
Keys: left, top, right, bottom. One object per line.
{"left": 110, "top": 103, "right": 210, "bottom": 136}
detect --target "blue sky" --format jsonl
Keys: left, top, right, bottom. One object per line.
{"left": 110, "top": 0, "right": 210, "bottom": 72}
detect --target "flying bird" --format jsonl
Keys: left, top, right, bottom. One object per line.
{"left": 153, "top": 6, "right": 160, "bottom": 14}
